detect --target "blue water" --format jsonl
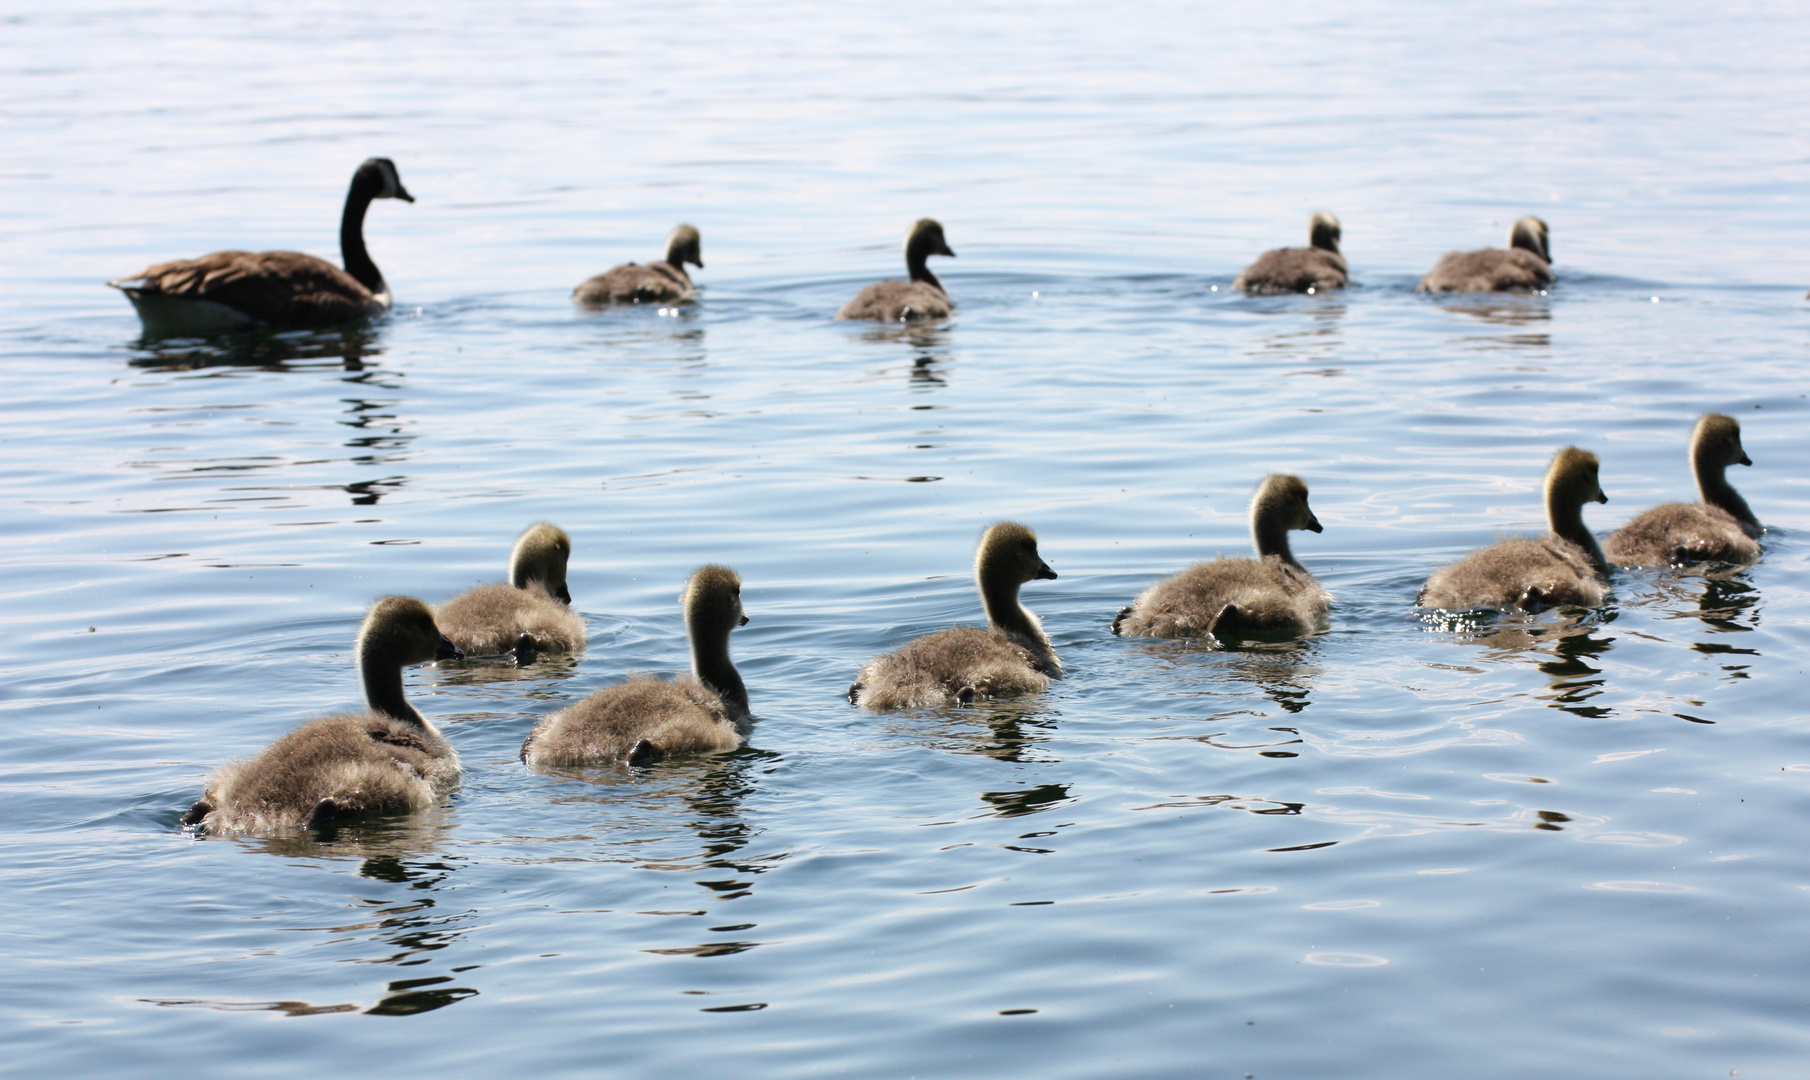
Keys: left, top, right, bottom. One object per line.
{"left": 6, "top": 2, "right": 1810, "bottom": 1077}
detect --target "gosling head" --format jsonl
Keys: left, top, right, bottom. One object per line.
{"left": 665, "top": 224, "right": 704, "bottom": 270}
{"left": 1509, "top": 216, "right": 1550, "bottom": 263}
{"left": 683, "top": 564, "right": 748, "bottom": 641}
{"left": 359, "top": 596, "right": 462, "bottom": 665}
{"left": 906, "top": 218, "right": 956, "bottom": 261}
{"left": 1545, "top": 446, "right": 1608, "bottom": 510}
{"left": 509, "top": 523, "right": 574, "bottom": 604}
{"left": 975, "top": 522, "right": 1058, "bottom": 588}
{"left": 356, "top": 157, "right": 415, "bottom": 204}
{"left": 1692, "top": 413, "right": 1752, "bottom": 469}
{"left": 1309, "top": 212, "right": 1342, "bottom": 254}
{"left": 1252, "top": 474, "right": 1323, "bottom": 534}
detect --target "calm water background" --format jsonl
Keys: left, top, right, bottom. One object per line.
{"left": 5, "top": 2, "right": 1810, "bottom": 1076}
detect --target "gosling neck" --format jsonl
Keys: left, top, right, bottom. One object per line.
{"left": 359, "top": 642, "right": 423, "bottom": 725}
{"left": 1547, "top": 488, "right": 1608, "bottom": 575}
{"left": 1694, "top": 448, "right": 1758, "bottom": 529}
{"left": 906, "top": 246, "right": 945, "bottom": 292}
{"left": 689, "top": 621, "right": 749, "bottom": 720}
{"left": 1251, "top": 512, "right": 1300, "bottom": 568}
{"left": 661, "top": 242, "right": 694, "bottom": 281}
{"left": 339, "top": 172, "right": 384, "bottom": 294}
{"left": 980, "top": 574, "right": 1052, "bottom": 661}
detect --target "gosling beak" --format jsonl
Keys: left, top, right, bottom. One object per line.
{"left": 695, "top": 257, "right": 706, "bottom": 269}
{"left": 1596, "top": 491, "right": 1610, "bottom": 505}
{"left": 1739, "top": 452, "right": 1753, "bottom": 467}
{"left": 393, "top": 183, "right": 415, "bottom": 204}
{"left": 940, "top": 243, "right": 957, "bottom": 258}
{"left": 1305, "top": 514, "right": 1324, "bottom": 534}
{"left": 436, "top": 635, "right": 464, "bottom": 661}
{"left": 1036, "top": 561, "right": 1058, "bottom": 581}
{"left": 556, "top": 583, "right": 573, "bottom": 604}
{"left": 739, "top": 614, "right": 750, "bottom": 627}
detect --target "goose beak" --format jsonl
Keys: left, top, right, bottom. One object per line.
{"left": 739, "top": 614, "right": 750, "bottom": 627}
{"left": 556, "top": 583, "right": 573, "bottom": 604}
{"left": 1739, "top": 452, "right": 1753, "bottom": 467}
{"left": 1596, "top": 490, "right": 1609, "bottom": 505}
{"left": 394, "top": 184, "right": 415, "bottom": 203}
{"left": 1305, "top": 514, "right": 1324, "bottom": 534}
{"left": 940, "top": 243, "right": 956, "bottom": 258}
{"left": 1036, "top": 562, "right": 1058, "bottom": 580}
{"left": 436, "top": 635, "right": 464, "bottom": 661}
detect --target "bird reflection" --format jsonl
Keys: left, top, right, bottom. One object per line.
{"left": 978, "top": 783, "right": 1074, "bottom": 818}
{"left": 209, "top": 812, "right": 482, "bottom": 1016}
{"left": 1124, "top": 636, "right": 1321, "bottom": 715}
{"left": 1439, "top": 296, "right": 1552, "bottom": 350}
{"left": 1441, "top": 611, "right": 1616, "bottom": 718}
{"left": 857, "top": 324, "right": 955, "bottom": 389}
{"left": 127, "top": 325, "right": 383, "bottom": 372}
{"left": 338, "top": 379, "right": 416, "bottom": 505}
{"left": 1247, "top": 300, "right": 1346, "bottom": 370}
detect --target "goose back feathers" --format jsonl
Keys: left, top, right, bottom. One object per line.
{"left": 1418, "top": 447, "right": 1610, "bottom": 611}
{"left": 1114, "top": 474, "right": 1330, "bottom": 639}
{"left": 1606, "top": 414, "right": 1762, "bottom": 566}
{"left": 837, "top": 218, "right": 956, "bottom": 322}
{"left": 522, "top": 565, "right": 751, "bottom": 768}
{"left": 1232, "top": 213, "right": 1349, "bottom": 295}
{"left": 1418, "top": 216, "right": 1552, "bottom": 293}
{"left": 573, "top": 224, "right": 704, "bottom": 306}
{"left": 850, "top": 523, "right": 1059, "bottom": 709}
{"left": 111, "top": 158, "right": 414, "bottom": 336}
{"left": 436, "top": 523, "right": 586, "bottom": 659}
{"left": 181, "top": 596, "right": 462, "bottom": 833}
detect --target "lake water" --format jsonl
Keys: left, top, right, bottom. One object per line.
{"left": 6, "top": 2, "right": 1810, "bottom": 1076}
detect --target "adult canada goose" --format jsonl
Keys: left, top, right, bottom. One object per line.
{"left": 436, "top": 523, "right": 586, "bottom": 662}
{"left": 1418, "top": 216, "right": 1553, "bottom": 293}
{"left": 1232, "top": 213, "right": 1349, "bottom": 295}
{"left": 1113, "top": 475, "right": 1330, "bottom": 640}
{"left": 1605, "top": 414, "right": 1762, "bottom": 566}
{"left": 522, "top": 565, "right": 750, "bottom": 768}
{"left": 837, "top": 218, "right": 955, "bottom": 322}
{"left": 572, "top": 224, "right": 704, "bottom": 306}
{"left": 180, "top": 596, "right": 462, "bottom": 833}
{"left": 849, "top": 523, "right": 1059, "bottom": 709}
{"left": 1417, "top": 447, "right": 1610, "bottom": 611}
{"left": 111, "top": 158, "right": 415, "bottom": 337}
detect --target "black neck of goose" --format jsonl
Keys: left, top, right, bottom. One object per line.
{"left": 662, "top": 243, "right": 693, "bottom": 281}
{"left": 906, "top": 247, "right": 945, "bottom": 291}
{"left": 360, "top": 645, "right": 423, "bottom": 725}
{"left": 1251, "top": 513, "right": 1299, "bottom": 568}
{"left": 980, "top": 574, "right": 1051, "bottom": 660}
{"left": 690, "top": 629, "right": 749, "bottom": 719}
{"left": 1695, "top": 451, "right": 1757, "bottom": 528}
{"left": 340, "top": 172, "right": 384, "bottom": 294}
{"left": 1547, "top": 490, "right": 1608, "bottom": 575}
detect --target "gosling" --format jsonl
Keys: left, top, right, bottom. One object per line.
{"left": 1418, "top": 216, "right": 1553, "bottom": 293}
{"left": 1417, "top": 447, "right": 1610, "bottom": 611}
{"left": 1113, "top": 475, "right": 1329, "bottom": 640}
{"left": 849, "top": 523, "right": 1060, "bottom": 709}
{"left": 1232, "top": 213, "right": 1348, "bottom": 295}
{"left": 522, "top": 565, "right": 751, "bottom": 768}
{"left": 573, "top": 224, "right": 703, "bottom": 306}
{"left": 837, "top": 218, "right": 955, "bottom": 322}
{"left": 180, "top": 596, "right": 463, "bottom": 833}
{"left": 1605, "top": 414, "right": 1762, "bottom": 566}
{"left": 436, "top": 523, "right": 585, "bottom": 662}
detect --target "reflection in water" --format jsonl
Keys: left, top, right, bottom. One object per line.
{"left": 1441, "top": 611, "right": 1616, "bottom": 718}
{"left": 1438, "top": 296, "right": 1552, "bottom": 350}
{"left": 180, "top": 814, "right": 483, "bottom": 1016}
{"left": 127, "top": 325, "right": 384, "bottom": 372}
{"left": 979, "top": 783, "right": 1074, "bottom": 818}
{"left": 1248, "top": 300, "right": 1346, "bottom": 369}
{"left": 1127, "top": 636, "right": 1321, "bottom": 716}
{"left": 338, "top": 373, "right": 416, "bottom": 505}
{"left": 858, "top": 324, "right": 955, "bottom": 389}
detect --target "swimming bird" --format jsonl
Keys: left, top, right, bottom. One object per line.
{"left": 1113, "top": 475, "right": 1330, "bottom": 640}
{"left": 1418, "top": 216, "right": 1552, "bottom": 293}
{"left": 436, "top": 523, "right": 586, "bottom": 662}
{"left": 1232, "top": 213, "right": 1349, "bottom": 295}
{"left": 1417, "top": 447, "right": 1610, "bottom": 611}
{"left": 837, "top": 218, "right": 955, "bottom": 322}
{"left": 572, "top": 224, "right": 704, "bottom": 306}
{"left": 1605, "top": 414, "right": 1762, "bottom": 566}
{"left": 521, "top": 565, "right": 751, "bottom": 768}
{"left": 180, "top": 596, "right": 462, "bottom": 833}
{"left": 111, "top": 158, "right": 415, "bottom": 337}
{"left": 850, "top": 523, "right": 1060, "bottom": 709}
